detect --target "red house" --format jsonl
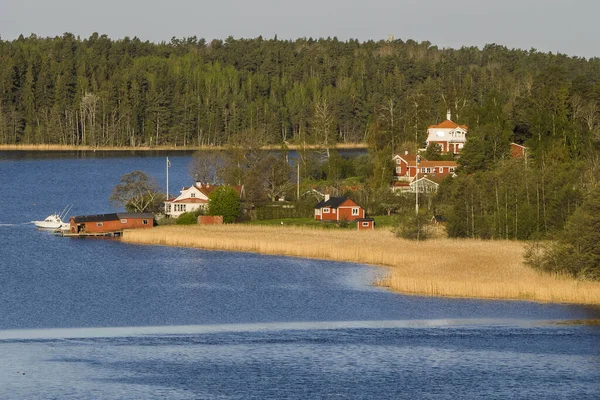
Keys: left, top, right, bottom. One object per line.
{"left": 69, "top": 213, "right": 155, "bottom": 234}
{"left": 392, "top": 153, "right": 457, "bottom": 181}
{"left": 314, "top": 196, "right": 366, "bottom": 222}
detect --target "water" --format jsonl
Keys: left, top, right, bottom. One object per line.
{"left": 0, "top": 151, "right": 599, "bottom": 399}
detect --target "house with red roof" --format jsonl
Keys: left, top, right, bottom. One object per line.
{"left": 164, "top": 182, "right": 244, "bottom": 218}
{"left": 392, "top": 152, "right": 457, "bottom": 181}
{"left": 425, "top": 111, "right": 468, "bottom": 154}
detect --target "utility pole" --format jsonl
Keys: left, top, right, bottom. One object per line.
{"left": 415, "top": 154, "right": 420, "bottom": 215}
{"left": 297, "top": 163, "right": 300, "bottom": 200}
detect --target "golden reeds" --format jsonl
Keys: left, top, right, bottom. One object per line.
{"left": 122, "top": 225, "right": 600, "bottom": 305}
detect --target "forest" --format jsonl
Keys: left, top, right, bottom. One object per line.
{"left": 3, "top": 33, "right": 600, "bottom": 278}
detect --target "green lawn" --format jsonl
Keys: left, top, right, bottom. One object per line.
{"left": 244, "top": 215, "right": 396, "bottom": 229}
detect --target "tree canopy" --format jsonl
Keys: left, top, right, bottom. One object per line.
{"left": 207, "top": 186, "right": 241, "bottom": 223}
{"left": 110, "top": 170, "right": 165, "bottom": 213}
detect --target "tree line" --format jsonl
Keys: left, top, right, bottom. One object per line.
{"left": 2, "top": 33, "right": 600, "bottom": 153}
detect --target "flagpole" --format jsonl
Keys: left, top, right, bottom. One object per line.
{"left": 166, "top": 157, "right": 170, "bottom": 200}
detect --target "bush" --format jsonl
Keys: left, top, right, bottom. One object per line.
{"left": 176, "top": 212, "right": 198, "bottom": 225}
{"left": 208, "top": 186, "right": 241, "bottom": 223}
{"left": 395, "top": 213, "right": 430, "bottom": 241}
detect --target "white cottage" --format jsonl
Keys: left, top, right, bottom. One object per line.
{"left": 425, "top": 111, "right": 468, "bottom": 154}
{"left": 164, "top": 183, "right": 243, "bottom": 218}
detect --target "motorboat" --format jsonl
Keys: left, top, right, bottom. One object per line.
{"left": 32, "top": 206, "right": 72, "bottom": 231}
{"left": 32, "top": 214, "right": 68, "bottom": 230}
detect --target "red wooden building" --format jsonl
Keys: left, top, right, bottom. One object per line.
{"left": 314, "top": 197, "right": 366, "bottom": 222}
{"left": 356, "top": 218, "right": 375, "bottom": 230}
{"left": 69, "top": 213, "right": 155, "bottom": 234}
{"left": 510, "top": 143, "right": 528, "bottom": 158}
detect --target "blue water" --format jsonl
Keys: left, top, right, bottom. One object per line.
{"left": 0, "top": 151, "right": 599, "bottom": 399}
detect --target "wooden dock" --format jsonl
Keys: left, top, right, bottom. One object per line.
{"left": 61, "top": 231, "right": 123, "bottom": 238}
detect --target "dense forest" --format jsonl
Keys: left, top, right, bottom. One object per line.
{"left": 1, "top": 33, "right": 600, "bottom": 150}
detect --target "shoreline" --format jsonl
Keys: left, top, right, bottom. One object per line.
{"left": 0, "top": 143, "right": 368, "bottom": 152}
{"left": 122, "top": 225, "right": 600, "bottom": 306}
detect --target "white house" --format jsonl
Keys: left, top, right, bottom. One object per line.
{"left": 164, "top": 183, "right": 243, "bottom": 218}
{"left": 425, "top": 111, "right": 468, "bottom": 154}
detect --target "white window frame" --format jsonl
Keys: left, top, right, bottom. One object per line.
{"left": 323, "top": 208, "right": 330, "bottom": 214}
{"left": 352, "top": 208, "right": 359, "bottom": 216}
{"left": 121, "top": 219, "right": 127, "bottom": 224}
{"left": 362, "top": 222, "right": 369, "bottom": 227}
{"left": 191, "top": 193, "right": 196, "bottom": 198}
{"left": 143, "top": 219, "right": 148, "bottom": 225}
{"left": 97, "top": 222, "right": 103, "bottom": 227}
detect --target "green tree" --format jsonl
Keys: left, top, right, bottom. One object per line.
{"left": 208, "top": 186, "right": 241, "bottom": 223}
{"left": 528, "top": 186, "right": 600, "bottom": 280}
{"left": 110, "top": 170, "right": 165, "bottom": 213}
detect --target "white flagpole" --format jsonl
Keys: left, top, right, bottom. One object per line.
{"left": 166, "top": 157, "right": 170, "bottom": 200}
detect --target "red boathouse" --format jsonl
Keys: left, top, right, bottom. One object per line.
{"left": 69, "top": 213, "right": 155, "bottom": 234}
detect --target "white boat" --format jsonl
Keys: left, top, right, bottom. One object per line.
{"left": 32, "top": 214, "right": 68, "bottom": 230}
{"left": 32, "top": 206, "right": 72, "bottom": 231}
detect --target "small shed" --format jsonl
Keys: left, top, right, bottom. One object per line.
{"left": 70, "top": 213, "right": 154, "bottom": 234}
{"left": 356, "top": 218, "right": 375, "bottom": 230}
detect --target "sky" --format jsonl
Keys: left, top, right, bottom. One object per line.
{"left": 1, "top": 0, "right": 598, "bottom": 58}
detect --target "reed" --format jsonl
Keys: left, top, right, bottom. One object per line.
{"left": 122, "top": 225, "right": 600, "bottom": 305}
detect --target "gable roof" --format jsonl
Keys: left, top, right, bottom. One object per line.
{"left": 419, "top": 160, "right": 457, "bottom": 168}
{"left": 393, "top": 153, "right": 419, "bottom": 164}
{"left": 315, "top": 196, "right": 361, "bottom": 209}
{"left": 71, "top": 213, "right": 154, "bottom": 223}
{"left": 428, "top": 119, "right": 468, "bottom": 130}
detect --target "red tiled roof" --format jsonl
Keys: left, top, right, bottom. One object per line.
{"left": 393, "top": 154, "right": 420, "bottom": 163}
{"left": 419, "top": 160, "right": 458, "bottom": 168}
{"left": 428, "top": 120, "right": 468, "bottom": 130}
{"left": 172, "top": 198, "right": 208, "bottom": 204}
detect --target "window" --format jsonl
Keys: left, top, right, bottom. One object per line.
{"left": 449, "top": 167, "right": 455, "bottom": 172}
{"left": 396, "top": 159, "right": 401, "bottom": 164}
{"left": 352, "top": 208, "right": 359, "bottom": 216}
{"left": 395, "top": 167, "right": 401, "bottom": 173}
{"left": 121, "top": 219, "right": 127, "bottom": 224}
{"left": 315, "top": 209, "right": 321, "bottom": 215}
{"left": 323, "top": 208, "right": 330, "bottom": 213}
{"left": 142, "top": 219, "right": 148, "bottom": 225}
{"left": 332, "top": 208, "right": 337, "bottom": 214}
{"left": 97, "top": 222, "right": 103, "bottom": 227}
{"left": 362, "top": 222, "right": 369, "bottom": 227}
{"left": 191, "top": 193, "right": 196, "bottom": 198}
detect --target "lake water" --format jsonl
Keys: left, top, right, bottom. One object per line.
{"left": 0, "top": 151, "right": 599, "bottom": 399}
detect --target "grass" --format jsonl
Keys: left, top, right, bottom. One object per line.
{"left": 122, "top": 225, "right": 600, "bottom": 306}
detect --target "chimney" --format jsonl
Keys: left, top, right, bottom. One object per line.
{"left": 447, "top": 109, "right": 452, "bottom": 121}
{"left": 405, "top": 150, "right": 409, "bottom": 155}
{"left": 324, "top": 194, "right": 330, "bottom": 202}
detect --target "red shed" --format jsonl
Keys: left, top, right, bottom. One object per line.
{"left": 356, "top": 218, "right": 375, "bottom": 230}
{"left": 314, "top": 197, "right": 366, "bottom": 222}
{"left": 70, "top": 213, "right": 154, "bottom": 234}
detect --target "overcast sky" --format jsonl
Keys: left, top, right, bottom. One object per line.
{"left": 1, "top": 0, "right": 598, "bottom": 58}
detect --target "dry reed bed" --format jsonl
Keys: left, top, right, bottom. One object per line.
{"left": 123, "top": 225, "right": 600, "bottom": 305}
